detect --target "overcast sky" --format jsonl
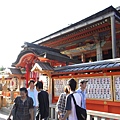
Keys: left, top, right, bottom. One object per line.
{"left": 0, "top": 0, "right": 119, "bottom": 67}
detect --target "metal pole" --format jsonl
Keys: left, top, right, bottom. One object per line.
{"left": 111, "top": 15, "right": 116, "bottom": 58}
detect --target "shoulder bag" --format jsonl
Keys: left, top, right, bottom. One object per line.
{"left": 71, "top": 94, "right": 87, "bottom": 120}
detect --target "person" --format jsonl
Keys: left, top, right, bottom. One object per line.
{"left": 27, "top": 80, "right": 38, "bottom": 119}
{"left": 35, "top": 81, "right": 49, "bottom": 120}
{"left": 61, "top": 78, "right": 82, "bottom": 120}
{"left": 7, "top": 87, "right": 34, "bottom": 120}
{"left": 56, "top": 86, "right": 70, "bottom": 119}
{"left": 76, "top": 79, "right": 88, "bottom": 109}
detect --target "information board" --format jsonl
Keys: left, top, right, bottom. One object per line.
{"left": 79, "top": 76, "right": 113, "bottom": 100}
{"left": 54, "top": 79, "right": 68, "bottom": 97}
{"left": 54, "top": 76, "right": 113, "bottom": 101}
{"left": 113, "top": 76, "right": 120, "bottom": 101}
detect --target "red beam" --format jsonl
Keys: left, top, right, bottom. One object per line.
{"left": 44, "top": 23, "right": 110, "bottom": 47}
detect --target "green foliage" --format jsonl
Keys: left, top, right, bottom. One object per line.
{"left": 0, "top": 66, "right": 5, "bottom": 71}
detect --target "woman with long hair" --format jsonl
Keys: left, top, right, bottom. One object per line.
{"left": 7, "top": 87, "right": 34, "bottom": 120}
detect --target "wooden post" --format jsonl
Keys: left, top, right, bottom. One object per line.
{"left": 25, "top": 64, "right": 30, "bottom": 88}
{"left": 48, "top": 72, "right": 52, "bottom": 104}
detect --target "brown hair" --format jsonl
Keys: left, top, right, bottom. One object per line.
{"left": 64, "top": 86, "right": 70, "bottom": 94}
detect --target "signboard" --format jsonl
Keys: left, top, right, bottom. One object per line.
{"left": 76, "top": 76, "right": 113, "bottom": 101}
{"left": 113, "top": 76, "right": 120, "bottom": 101}
{"left": 54, "top": 79, "right": 68, "bottom": 97}
{"left": 53, "top": 76, "right": 113, "bottom": 101}
{"left": 39, "top": 75, "right": 48, "bottom": 91}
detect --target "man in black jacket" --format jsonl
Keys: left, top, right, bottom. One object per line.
{"left": 36, "top": 81, "right": 49, "bottom": 120}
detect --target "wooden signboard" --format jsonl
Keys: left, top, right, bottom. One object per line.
{"left": 40, "top": 75, "right": 49, "bottom": 91}
{"left": 54, "top": 78, "right": 68, "bottom": 97}
{"left": 113, "top": 75, "right": 120, "bottom": 101}
{"left": 76, "top": 76, "right": 113, "bottom": 101}
{"left": 53, "top": 76, "right": 113, "bottom": 101}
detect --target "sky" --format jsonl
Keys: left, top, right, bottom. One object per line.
{"left": 0, "top": 0, "right": 119, "bottom": 68}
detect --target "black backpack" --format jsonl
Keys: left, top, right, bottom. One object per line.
{"left": 71, "top": 94, "right": 87, "bottom": 120}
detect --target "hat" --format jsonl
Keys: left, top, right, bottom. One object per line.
{"left": 79, "top": 79, "right": 88, "bottom": 83}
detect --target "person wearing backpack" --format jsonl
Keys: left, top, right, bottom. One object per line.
{"left": 61, "top": 78, "right": 82, "bottom": 120}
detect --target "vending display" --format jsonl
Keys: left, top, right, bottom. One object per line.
{"left": 113, "top": 76, "right": 120, "bottom": 101}
{"left": 54, "top": 79, "right": 68, "bottom": 97}
{"left": 83, "top": 76, "right": 113, "bottom": 100}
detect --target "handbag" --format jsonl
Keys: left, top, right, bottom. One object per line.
{"left": 71, "top": 94, "right": 87, "bottom": 120}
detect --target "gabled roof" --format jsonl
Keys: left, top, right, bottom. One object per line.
{"left": 54, "top": 58, "right": 120, "bottom": 73}
{"left": 32, "top": 6, "right": 120, "bottom": 44}
{"left": 31, "top": 62, "right": 54, "bottom": 72}
{"left": 12, "top": 42, "right": 80, "bottom": 67}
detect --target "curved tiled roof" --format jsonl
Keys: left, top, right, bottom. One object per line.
{"left": 12, "top": 42, "right": 80, "bottom": 67}
{"left": 54, "top": 58, "right": 120, "bottom": 73}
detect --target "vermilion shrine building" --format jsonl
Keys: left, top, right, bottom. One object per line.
{"left": 11, "top": 6, "right": 120, "bottom": 113}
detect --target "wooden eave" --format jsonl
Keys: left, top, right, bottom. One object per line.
{"left": 42, "top": 22, "right": 110, "bottom": 45}
{"left": 41, "top": 21, "right": 120, "bottom": 49}
{"left": 32, "top": 6, "right": 120, "bottom": 45}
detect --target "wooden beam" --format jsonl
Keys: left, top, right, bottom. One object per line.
{"left": 44, "top": 23, "right": 110, "bottom": 47}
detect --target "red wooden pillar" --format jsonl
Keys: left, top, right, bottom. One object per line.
{"left": 35, "top": 72, "right": 38, "bottom": 81}
{"left": 25, "top": 63, "right": 30, "bottom": 88}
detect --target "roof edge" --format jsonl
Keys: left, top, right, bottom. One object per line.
{"left": 32, "top": 6, "right": 119, "bottom": 44}
{"left": 55, "top": 58, "right": 120, "bottom": 71}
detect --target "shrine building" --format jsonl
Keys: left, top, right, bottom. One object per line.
{"left": 1, "top": 5, "right": 120, "bottom": 113}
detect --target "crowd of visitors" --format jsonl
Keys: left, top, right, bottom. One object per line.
{"left": 6, "top": 78, "right": 87, "bottom": 120}
{"left": 7, "top": 80, "right": 49, "bottom": 120}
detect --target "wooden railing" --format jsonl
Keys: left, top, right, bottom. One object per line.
{"left": 49, "top": 104, "right": 120, "bottom": 120}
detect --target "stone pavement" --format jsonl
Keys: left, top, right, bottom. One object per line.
{"left": 0, "top": 106, "right": 12, "bottom": 120}
{"left": 0, "top": 109, "right": 9, "bottom": 120}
